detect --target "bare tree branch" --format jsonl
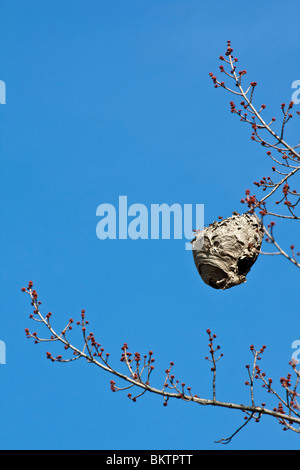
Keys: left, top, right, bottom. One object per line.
{"left": 22, "top": 282, "right": 300, "bottom": 443}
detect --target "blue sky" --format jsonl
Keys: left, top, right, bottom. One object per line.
{"left": 0, "top": 0, "right": 300, "bottom": 450}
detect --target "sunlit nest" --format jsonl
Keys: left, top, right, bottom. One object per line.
{"left": 191, "top": 212, "right": 264, "bottom": 290}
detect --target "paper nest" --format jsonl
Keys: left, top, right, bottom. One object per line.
{"left": 191, "top": 212, "right": 264, "bottom": 290}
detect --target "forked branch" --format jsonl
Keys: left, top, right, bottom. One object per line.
{"left": 22, "top": 282, "right": 300, "bottom": 444}
{"left": 210, "top": 41, "right": 300, "bottom": 268}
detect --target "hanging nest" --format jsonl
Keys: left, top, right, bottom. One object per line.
{"left": 191, "top": 212, "right": 264, "bottom": 290}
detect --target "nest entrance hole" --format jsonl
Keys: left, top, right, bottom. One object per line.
{"left": 237, "top": 256, "right": 255, "bottom": 276}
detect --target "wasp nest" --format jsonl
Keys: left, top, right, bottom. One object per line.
{"left": 191, "top": 212, "right": 264, "bottom": 290}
